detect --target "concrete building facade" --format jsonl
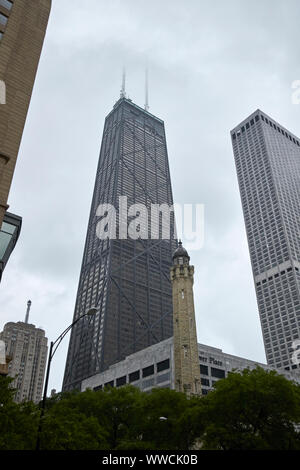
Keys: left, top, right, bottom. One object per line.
{"left": 81, "top": 337, "right": 300, "bottom": 394}
{"left": 0, "top": 0, "right": 51, "bottom": 227}
{"left": 0, "top": 320, "right": 48, "bottom": 403}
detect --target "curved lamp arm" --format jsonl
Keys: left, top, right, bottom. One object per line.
{"left": 51, "top": 309, "right": 97, "bottom": 360}
{"left": 36, "top": 307, "right": 97, "bottom": 451}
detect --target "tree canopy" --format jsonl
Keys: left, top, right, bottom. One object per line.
{"left": 1, "top": 367, "right": 299, "bottom": 450}
{"left": 198, "top": 367, "right": 300, "bottom": 450}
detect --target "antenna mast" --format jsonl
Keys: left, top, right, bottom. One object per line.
{"left": 25, "top": 300, "right": 32, "bottom": 324}
{"left": 144, "top": 68, "right": 149, "bottom": 112}
{"left": 120, "top": 67, "right": 126, "bottom": 99}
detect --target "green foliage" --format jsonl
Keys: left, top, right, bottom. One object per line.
{"left": 40, "top": 385, "right": 143, "bottom": 450}
{"left": 0, "top": 375, "right": 15, "bottom": 405}
{"left": 0, "top": 376, "right": 39, "bottom": 450}
{"left": 177, "top": 396, "right": 206, "bottom": 449}
{"left": 1, "top": 367, "right": 300, "bottom": 450}
{"left": 138, "top": 388, "right": 192, "bottom": 449}
{"left": 40, "top": 400, "right": 108, "bottom": 450}
{"left": 200, "top": 367, "right": 300, "bottom": 450}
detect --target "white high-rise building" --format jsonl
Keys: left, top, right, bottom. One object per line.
{"left": 231, "top": 110, "right": 300, "bottom": 372}
{"left": 0, "top": 302, "right": 48, "bottom": 403}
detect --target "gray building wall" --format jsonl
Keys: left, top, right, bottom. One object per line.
{"left": 81, "top": 337, "right": 300, "bottom": 394}
{"left": 82, "top": 338, "right": 174, "bottom": 393}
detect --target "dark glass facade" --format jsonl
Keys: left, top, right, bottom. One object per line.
{"left": 231, "top": 110, "right": 300, "bottom": 371}
{"left": 0, "top": 211, "right": 22, "bottom": 282}
{"left": 63, "top": 97, "right": 176, "bottom": 391}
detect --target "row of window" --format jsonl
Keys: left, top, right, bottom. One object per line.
{"left": 0, "top": 0, "right": 13, "bottom": 40}
{"left": 232, "top": 114, "right": 260, "bottom": 138}
{"left": 93, "top": 358, "right": 170, "bottom": 391}
{"left": 200, "top": 364, "right": 226, "bottom": 379}
{"left": 232, "top": 113, "right": 300, "bottom": 147}
{"left": 261, "top": 114, "right": 300, "bottom": 146}
{"left": 256, "top": 266, "right": 298, "bottom": 286}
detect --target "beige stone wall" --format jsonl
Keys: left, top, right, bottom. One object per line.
{"left": 170, "top": 264, "right": 201, "bottom": 396}
{"left": 0, "top": 0, "right": 51, "bottom": 227}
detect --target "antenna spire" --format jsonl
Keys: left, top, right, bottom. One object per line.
{"left": 120, "top": 67, "right": 126, "bottom": 99}
{"left": 25, "top": 300, "right": 32, "bottom": 324}
{"left": 144, "top": 68, "right": 149, "bottom": 112}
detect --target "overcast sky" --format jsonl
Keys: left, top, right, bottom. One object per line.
{"left": 1, "top": 0, "right": 300, "bottom": 393}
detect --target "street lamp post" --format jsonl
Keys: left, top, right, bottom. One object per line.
{"left": 35, "top": 307, "right": 97, "bottom": 450}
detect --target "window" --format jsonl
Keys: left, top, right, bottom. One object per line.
{"left": 2, "top": 221, "right": 16, "bottom": 235}
{"left": 104, "top": 380, "right": 114, "bottom": 388}
{"left": 116, "top": 376, "right": 126, "bottom": 387}
{"left": 200, "top": 364, "right": 208, "bottom": 375}
{"left": 0, "top": 221, "right": 16, "bottom": 259}
{"left": 129, "top": 370, "right": 140, "bottom": 383}
{"left": 211, "top": 367, "right": 225, "bottom": 379}
{"left": 157, "top": 372, "right": 170, "bottom": 384}
{"left": 0, "top": 13, "right": 8, "bottom": 26}
{"left": 142, "top": 365, "right": 154, "bottom": 378}
{"left": 201, "top": 378, "right": 210, "bottom": 386}
{"left": 0, "top": 0, "right": 13, "bottom": 10}
{"left": 157, "top": 359, "right": 170, "bottom": 373}
{"left": 142, "top": 378, "right": 154, "bottom": 389}
{"left": 93, "top": 385, "right": 102, "bottom": 392}
{"left": 0, "top": 230, "right": 11, "bottom": 259}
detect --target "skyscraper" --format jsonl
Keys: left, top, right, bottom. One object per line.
{"left": 231, "top": 110, "right": 300, "bottom": 372}
{"left": 0, "top": 302, "right": 48, "bottom": 403}
{"left": 0, "top": 0, "right": 51, "bottom": 228}
{"left": 63, "top": 96, "right": 176, "bottom": 391}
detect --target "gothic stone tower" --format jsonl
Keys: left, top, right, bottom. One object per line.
{"left": 170, "top": 242, "right": 201, "bottom": 396}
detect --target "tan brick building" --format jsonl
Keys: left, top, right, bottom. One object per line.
{"left": 170, "top": 242, "right": 201, "bottom": 396}
{"left": 0, "top": 0, "right": 51, "bottom": 227}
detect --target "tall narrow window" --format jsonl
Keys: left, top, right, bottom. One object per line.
{"left": 0, "top": 0, "right": 13, "bottom": 10}
{"left": 0, "top": 13, "right": 8, "bottom": 26}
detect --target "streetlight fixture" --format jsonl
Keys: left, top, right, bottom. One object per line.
{"left": 35, "top": 307, "right": 97, "bottom": 450}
